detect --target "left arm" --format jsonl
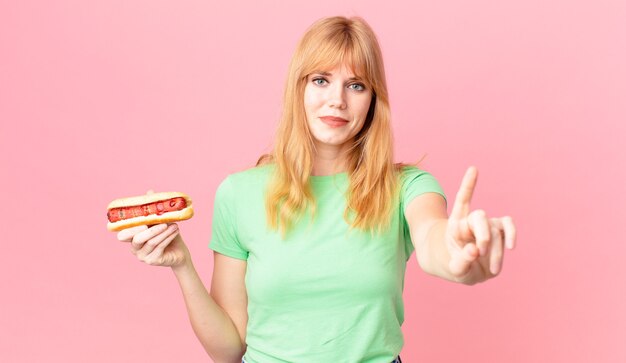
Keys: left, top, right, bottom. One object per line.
{"left": 405, "top": 167, "right": 517, "bottom": 285}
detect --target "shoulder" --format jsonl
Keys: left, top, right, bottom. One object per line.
{"left": 230, "top": 163, "right": 274, "bottom": 184}
{"left": 231, "top": 163, "right": 274, "bottom": 180}
{"left": 398, "top": 165, "right": 439, "bottom": 185}
{"left": 397, "top": 164, "right": 447, "bottom": 205}
{"left": 217, "top": 164, "right": 275, "bottom": 194}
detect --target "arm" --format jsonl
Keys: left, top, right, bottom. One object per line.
{"left": 172, "top": 251, "right": 247, "bottom": 363}
{"left": 118, "top": 224, "right": 247, "bottom": 362}
{"left": 405, "top": 193, "right": 485, "bottom": 285}
{"left": 404, "top": 167, "right": 516, "bottom": 285}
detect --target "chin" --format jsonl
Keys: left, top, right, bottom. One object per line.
{"left": 315, "top": 135, "right": 347, "bottom": 145}
{"left": 309, "top": 126, "right": 353, "bottom": 147}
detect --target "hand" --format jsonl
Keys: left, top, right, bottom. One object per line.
{"left": 444, "top": 166, "right": 517, "bottom": 281}
{"left": 115, "top": 190, "right": 190, "bottom": 267}
{"left": 117, "top": 223, "right": 189, "bottom": 267}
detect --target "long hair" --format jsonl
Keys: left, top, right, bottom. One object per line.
{"left": 258, "top": 16, "right": 401, "bottom": 237}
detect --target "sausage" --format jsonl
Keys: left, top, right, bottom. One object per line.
{"left": 107, "top": 197, "right": 187, "bottom": 223}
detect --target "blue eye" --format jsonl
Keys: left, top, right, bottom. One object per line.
{"left": 312, "top": 78, "right": 327, "bottom": 86}
{"left": 349, "top": 83, "right": 365, "bottom": 91}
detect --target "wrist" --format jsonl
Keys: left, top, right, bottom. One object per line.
{"left": 171, "top": 258, "right": 195, "bottom": 276}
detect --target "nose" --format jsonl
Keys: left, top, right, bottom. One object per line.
{"left": 327, "top": 83, "right": 347, "bottom": 109}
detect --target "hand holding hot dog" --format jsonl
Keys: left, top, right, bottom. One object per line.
{"left": 117, "top": 223, "right": 189, "bottom": 267}
{"left": 109, "top": 190, "right": 194, "bottom": 267}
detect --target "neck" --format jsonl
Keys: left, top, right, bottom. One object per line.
{"left": 311, "top": 141, "right": 351, "bottom": 176}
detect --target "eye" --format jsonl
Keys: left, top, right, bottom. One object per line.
{"left": 312, "top": 77, "right": 327, "bottom": 86}
{"left": 349, "top": 83, "right": 366, "bottom": 91}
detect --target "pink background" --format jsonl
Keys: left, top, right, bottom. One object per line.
{"left": 1, "top": 0, "right": 624, "bottom": 362}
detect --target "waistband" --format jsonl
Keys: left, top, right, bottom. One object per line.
{"left": 243, "top": 356, "right": 402, "bottom": 363}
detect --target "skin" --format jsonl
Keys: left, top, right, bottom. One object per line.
{"left": 114, "top": 62, "right": 517, "bottom": 361}
{"left": 303, "top": 63, "right": 372, "bottom": 175}
{"left": 405, "top": 166, "right": 517, "bottom": 284}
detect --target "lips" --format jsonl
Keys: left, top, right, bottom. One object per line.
{"left": 320, "top": 116, "right": 349, "bottom": 127}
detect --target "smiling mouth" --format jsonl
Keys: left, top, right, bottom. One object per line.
{"left": 320, "top": 116, "right": 348, "bottom": 127}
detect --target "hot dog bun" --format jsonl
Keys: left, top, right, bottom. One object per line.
{"left": 107, "top": 191, "right": 194, "bottom": 232}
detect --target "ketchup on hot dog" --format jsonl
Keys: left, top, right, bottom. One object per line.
{"left": 107, "top": 197, "right": 187, "bottom": 223}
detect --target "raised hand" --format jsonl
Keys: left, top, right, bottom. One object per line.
{"left": 444, "top": 166, "right": 516, "bottom": 281}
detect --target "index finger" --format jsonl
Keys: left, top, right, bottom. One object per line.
{"left": 450, "top": 166, "right": 478, "bottom": 219}
{"left": 117, "top": 225, "right": 149, "bottom": 242}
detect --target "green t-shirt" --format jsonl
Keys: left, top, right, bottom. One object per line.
{"left": 209, "top": 164, "right": 446, "bottom": 363}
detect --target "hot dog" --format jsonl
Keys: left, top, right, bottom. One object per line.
{"left": 106, "top": 191, "right": 194, "bottom": 231}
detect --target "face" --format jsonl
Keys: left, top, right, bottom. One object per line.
{"left": 303, "top": 63, "right": 372, "bottom": 151}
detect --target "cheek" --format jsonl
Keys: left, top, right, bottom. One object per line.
{"left": 354, "top": 96, "right": 372, "bottom": 120}
{"left": 304, "top": 89, "right": 322, "bottom": 110}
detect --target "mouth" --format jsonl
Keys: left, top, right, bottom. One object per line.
{"left": 320, "top": 116, "right": 349, "bottom": 127}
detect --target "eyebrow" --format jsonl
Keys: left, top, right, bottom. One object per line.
{"left": 314, "top": 71, "right": 362, "bottom": 81}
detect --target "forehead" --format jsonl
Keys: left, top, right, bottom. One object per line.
{"left": 312, "top": 63, "right": 360, "bottom": 77}
{"left": 310, "top": 61, "right": 366, "bottom": 79}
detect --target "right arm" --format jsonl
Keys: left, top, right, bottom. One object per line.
{"left": 118, "top": 224, "right": 248, "bottom": 363}
{"left": 172, "top": 252, "right": 247, "bottom": 363}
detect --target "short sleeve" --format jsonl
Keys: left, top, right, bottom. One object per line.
{"left": 208, "top": 176, "right": 249, "bottom": 260}
{"left": 400, "top": 167, "right": 447, "bottom": 209}
{"left": 400, "top": 167, "right": 447, "bottom": 258}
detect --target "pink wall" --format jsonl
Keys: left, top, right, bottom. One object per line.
{"left": 1, "top": 0, "right": 624, "bottom": 361}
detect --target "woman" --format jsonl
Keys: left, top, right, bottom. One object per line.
{"left": 117, "top": 16, "right": 516, "bottom": 363}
